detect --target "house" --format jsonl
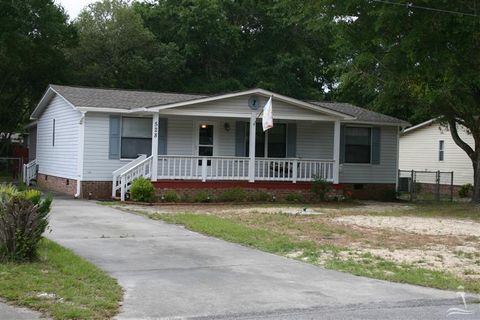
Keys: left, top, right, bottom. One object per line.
{"left": 399, "top": 119, "right": 474, "bottom": 186}
{"left": 25, "top": 84, "right": 408, "bottom": 200}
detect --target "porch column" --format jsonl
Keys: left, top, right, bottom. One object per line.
{"left": 151, "top": 113, "right": 159, "bottom": 182}
{"left": 248, "top": 111, "right": 256, "bottom": 182}
{"left": 333, "top": 120, "right": 341, "bottom": 184}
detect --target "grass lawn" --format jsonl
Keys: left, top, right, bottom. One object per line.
{"left": 116, "top": 201, "right": 480, "bottom": 294}
{"left": 0, "top": 238, "right": 122, "bottom": 320}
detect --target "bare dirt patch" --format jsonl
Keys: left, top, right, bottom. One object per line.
{"left": 333, "top": 215, "right": 480, "bottom": 237}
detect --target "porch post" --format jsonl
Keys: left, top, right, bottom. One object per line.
{"left": 333, "top": 120, "right": 341, "bottom": 184}
{"left": 151, "top": 113, "right": 159, "bottom": 182}
{"left": 248, "top": 111, "right": 256, "bottom": 182}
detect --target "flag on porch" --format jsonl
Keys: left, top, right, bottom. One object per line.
{"left": 262, "top": 96, "right": 273, "bottom": 131}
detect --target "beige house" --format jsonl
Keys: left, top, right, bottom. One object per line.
{"left": 399, "top": 119, "right": 474, "bottom": 186}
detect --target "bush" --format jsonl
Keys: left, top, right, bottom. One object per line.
{"left": 284, "top": 192, "right": 304, "bottom": 203}
{"left": 0, "top": 185, "right": 52, "bottom": 262}
{"left": 459, "top": 183, "right": 474, "bottom": 198}
{"left": 130, "top": 177, "right": 155, "bottom": 202}
{"left": 163, "top": 190, "right": 179, "bottom": 202}
{"left": 218, "top": 188, "right": 247, "bottom": 202}
{"left": 311, "top": 176, "right": 333, "bottom": 201}
{"left": 248, "top": 190, "right": 271, "bottom": 202}
{"left": 193, "top": 191, "right": 211, "bottom": 203}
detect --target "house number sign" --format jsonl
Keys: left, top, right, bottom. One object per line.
{"left": 153, "top": 120, "right": 158, "bottom": 138}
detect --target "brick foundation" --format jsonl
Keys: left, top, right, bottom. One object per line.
{"left": 80, "top": 181, "right": 113, "bottom": 200}
{"left": 37, "top": 173, "right": 77, "bottom": 196}
{"left": 341, "top": 183, "right": 396, "bottom": 201}
{"left": 37, "top": 176, "right": 397, "bottom": 202}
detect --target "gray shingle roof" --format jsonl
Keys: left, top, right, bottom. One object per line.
{"left": 310, "top": 101, "right": 409, "bottom": 125}
{"left": 48, "top": 85, "right": 408, "bottom": 125}
{"left": 50, "top": 84, "right": 207, "bottom": 110}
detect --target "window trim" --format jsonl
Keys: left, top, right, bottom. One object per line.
{"left": 119, "top": 116, "right": 153, "bottom": 160}
{"left": 344, "top": 125, "right": 373, "bottom": 165}
{"left": 438, "top": 140, "right": 445, "bottom": 161}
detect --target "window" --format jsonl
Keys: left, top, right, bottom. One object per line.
{"left": 52, "top": 119, "right": 55, "bottom": 146}
{"left": 121, "top": 117, "right": 152, "bottom": 159}
{"left": 245, "top": 123, "right": 287, "bottom": 158}
{"left": 345, "top": 127, "right": 371, "bottom": 164}
{"left": 267, "top": 124, "right": 286, "bottom": 158}
{"left": 439, "top": 140, "right": 444, "bottom": 161}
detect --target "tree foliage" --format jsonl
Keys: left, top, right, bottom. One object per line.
{"left": 321, "top": 0, "right": 480, "bottom": 201}
{"left": 0, "top": 0, "right": 76, "bottom": 153}
{"left": 69, "top": 0, "right": 185, "bottom": 91}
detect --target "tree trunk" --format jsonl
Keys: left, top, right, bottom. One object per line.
{"left": 473, "top": 154, "right": 480, "bottom": 203}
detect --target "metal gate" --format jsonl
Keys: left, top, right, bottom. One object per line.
{"left": 398, "top": 170, "right": 454, "bottom": 201}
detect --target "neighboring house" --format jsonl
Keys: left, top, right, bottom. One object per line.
{"left": 25, "top": 84, "right": 408, "bottom": 200}
{"left": 399, "top": 119, "right": 474, "bottom": 186}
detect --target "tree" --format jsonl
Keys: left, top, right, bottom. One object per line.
{"left": 0, "top": 0, "right": 76, "bottom": 154}
{"left": 69, "top": 0, "right": 185, "bottom": 91}
{"left": 321, "top": 0, "right": 480, "bottom": 202}
{"left": 135, "top": 0, "right": 336, "bottom": 98}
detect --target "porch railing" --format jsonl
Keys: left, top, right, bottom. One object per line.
{"left": 113, "top": 155, "right": 153, "bottom": 201}
{"left": 23, "top": 159, "right": 37, "bottom": 185}
{"left": 157, "top": 155, "right": 334, "bottom": 182}
{"left": 255, "top": 158, "right": 334, "bottom": 182}
{"left": 158, "top": 155, "right": 250, "bottom": 181}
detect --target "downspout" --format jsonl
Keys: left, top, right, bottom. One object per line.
{"left": 75, "top": 112, "right": 86, "bottom": 198}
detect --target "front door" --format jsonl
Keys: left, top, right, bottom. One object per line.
{"left": 197, "top": 123, "right": 214, "bottom": 167}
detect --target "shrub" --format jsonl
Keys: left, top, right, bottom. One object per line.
{"left": 284, "top": 192, "right": 304, "bottom": 203}
{"left": 0, "top": 185, "right": 52, "bottom": 262}
{"left": 248, "top": 190, "right": 271, "bottom": 202}
{"left": 459, "top": 183, "right": 474, "bottom": 198}
{"left": 193, "top": 191, "right": 211, "bottom": 203}
{"left": 130, "top": 177, "right": 155, "bottom": 202}
{"left": 311, "top": 176, "right": 333, "bottom": 201}
{"left": 163, "top": 190, "right": 179, "bottom": 202}
{"left": 218, "top": 188, "right": 247, "bottom": 202}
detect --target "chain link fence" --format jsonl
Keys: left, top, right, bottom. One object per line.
{"left": 398, "top": 170, "right": 454, "bottom": 201}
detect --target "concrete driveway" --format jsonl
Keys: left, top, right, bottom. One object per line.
{"left": 47, "top": 199, "right": 476, "bottom": 319}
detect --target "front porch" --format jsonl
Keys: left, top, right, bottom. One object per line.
{"left": 113, "top": 155, "right": 337, "bottom": 200}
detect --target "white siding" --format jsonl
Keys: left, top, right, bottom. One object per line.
{"left": 399, "top": 124, "right": 473, "bottom": 185}
{"left": 297, "top": 121, "right": 334, "bottom": 159}
{"left": 36, "top": 95, "right": 80, "bottom": 179}
{"left": 339, "top": 126, "right": 399, "bottom": 184}
{"left": 159, "top": 96, "right": 338, "bottom": 121}
{"left": 83, "top": 113, "right": 130, "bottom": 181}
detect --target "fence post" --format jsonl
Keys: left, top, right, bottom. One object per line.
{"left": 450, "top": 171, "right": 454, "bottom": 202}
{"left": 435, "top": 170, "right": 440, "bottom": 201}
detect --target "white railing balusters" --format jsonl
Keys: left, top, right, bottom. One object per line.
{"left": 112, "top": 155, "right": 153, "bottom": 201}
{"left": 23, "top": 159, "right": 38, "bottom": 185}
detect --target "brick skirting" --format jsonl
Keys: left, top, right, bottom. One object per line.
{"left": 36, "top": 176, "right": 396, "bottom": 201}
{"left": 37, "top": 173, "right": 77, "bottom": 196}
{"left": 341, "top": 183, "right": 396, "bottom": 200}
{"left": 80, "top": 181, "right": 113, "bottom": 200}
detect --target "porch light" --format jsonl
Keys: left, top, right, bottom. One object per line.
{"left": 201, "top": 124, "right": 207, "bottom": 129}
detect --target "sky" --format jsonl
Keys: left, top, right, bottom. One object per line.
{"left": 55, "top": 0, "right": 97, "bottom": 20}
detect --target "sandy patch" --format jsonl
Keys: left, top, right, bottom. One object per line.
{"left": 333, "top": 215, "right": 480, "bottom": 237}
